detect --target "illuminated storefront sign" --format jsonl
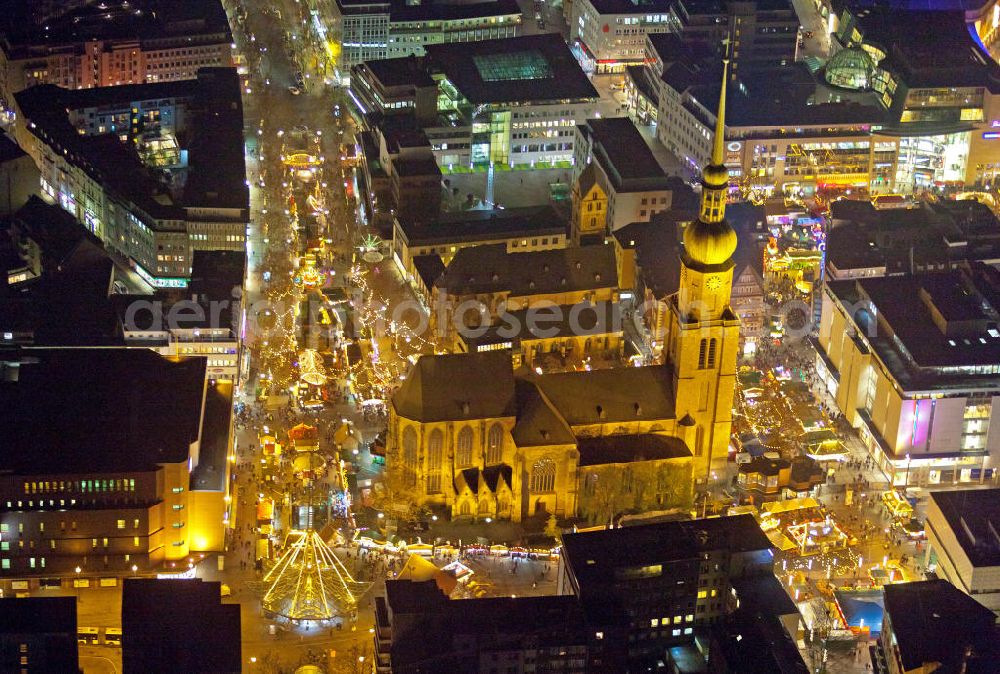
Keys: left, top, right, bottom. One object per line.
{"left": 135, "top": 264, "right": 190, "bottom": 289}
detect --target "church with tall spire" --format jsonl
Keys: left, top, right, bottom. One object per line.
{"left": 380, "top": 55, "right": 739, "bottom": 526}
{"left": 665, "top": 54, "right": 741, "bottom": 483}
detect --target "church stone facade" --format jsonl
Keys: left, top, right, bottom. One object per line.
{"left": 385, "top": 58, "right": 740, "bottom": 523}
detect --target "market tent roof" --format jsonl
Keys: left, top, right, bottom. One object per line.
{"left": 834, "top": 589, "right": 884, "bottom": 633}
{"left": 795, "top": 405, "right": 826, "bottom": 430}
{"left": 396, "top": 554, "right": 458, "bottom": 595}
{"left": 766, "top": 529, "right": 797, "bottom": 552}
{"left": 257, "top": 500, "right": 274, "bottom": 521}
{"left": 801, "top": 429, "right": 839, "bottom": 446}
{"left": 761, "top": 496, "right": 821, "bottom": 515}
{"left": 288, "top": 423, "right": 319, "bottom": 441}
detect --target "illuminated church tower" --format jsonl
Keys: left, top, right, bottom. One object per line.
{"left": 668, "top": 55, "right": 740, "bottom": 484}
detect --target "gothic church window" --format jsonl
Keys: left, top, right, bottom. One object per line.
{"left": 427, "top": 429, "right": 443, "bottom": 493}
{"left": 402, "top": 427, "right": 417, "bottom": 486}
{"left": 531, "top": 459, "right": 556, "bottom": 493}
{"left": 457, "top": 426, "right": 473, "bottom": 467}
{"left": 486, "top": 424, "right": 504, "bottom": 464}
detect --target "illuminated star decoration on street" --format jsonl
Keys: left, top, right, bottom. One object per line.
{"left": 262, "top": 530, "right": 371, "bottom": 621}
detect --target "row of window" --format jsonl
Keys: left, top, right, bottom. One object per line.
{"left": 24, "top": 479, "right": 136, "bottom": 495}
{"left": 401, "top": 424, "right": 506, "bottom": 470}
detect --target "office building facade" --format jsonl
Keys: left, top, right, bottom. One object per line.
{"left": 13, "top": 68, "right": 248, "bottom": 287}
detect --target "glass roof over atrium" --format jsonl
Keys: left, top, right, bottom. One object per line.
{"left": 473, "top": 50, "right": 553, "bottom": 82}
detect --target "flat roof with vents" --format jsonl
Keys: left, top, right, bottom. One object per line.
{"left": 929, "top": 489, "right": 1000, "bottom": 568}
{"left": 425, "top": 34, "right": 598, "bottom": 104}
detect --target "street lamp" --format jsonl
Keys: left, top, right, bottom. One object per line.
{"left": 904, "top": 453, "right": 911, "bottom": 488}
{"left": 131, "top": 565, "right": 138, "bottom": 576}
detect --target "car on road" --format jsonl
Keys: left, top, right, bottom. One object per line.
{"left": 288, "top": 86, "right": 301, "bottom": 95}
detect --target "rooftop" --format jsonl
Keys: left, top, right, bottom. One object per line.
{"left": 580, "top": 118, "right": 673, "bottom": 192}
{"left": 411, "top": 253, "right": 445, "bottom": 290}
{"left": 0, "top": 349, "right": 206, "bottom": 473}
{"left": 530, "top": 364, "right": 676, "bottom": 426}
{"left": 386, "top": 580, "right": 587, "bottom": 666}
{"left": 562, "top": 515, "right": 772, "bottom": 587}
{"left": 436, "top": 243, "right": 617, "bottom": 296}
{"left": 576, "top": 433, "right": 690, "bottom": 466}
{"left": 425, "top": 34, "right": 598, "bottom": 105}
{"left": 357, "top": 56, "right": 436, "bottom": 89}
{"left": 826, "top": 266, "right": 1000, "bottom": 389}
{"left": 712, "top": 608, "right": 809, "bottom": 674}
{"left": 846, "top": 0, "right": 990, "bottom": 9}
{"left": 0, "top": 0, "right": 232, "bottom": 51}
{"left": 123, "top": 578, "right": 241, "bottom": 674}
{"left": 180, "top": 68, "right": 250, "bottom": 211}
{"left": 685, "top": 62, "right": 887, "bottom": 128}
{"left": 0, "top": 597, "right": 78, "bottom": 672}
{"left": 15, "top": 68, "right": 248, "bottom": 221}
{"left": 613, "top": 202, "right": 762, "bottom": 300}
{"left": 392, "top": 353, "right": 680, "bottom": 440}
{"left": 0, "top": 198, "right": 148, "bottom": 344}
{"left": 464, "top": 300, "right": 623, "bottom": 348}
{"left": 928, "top": 489, "right": 1000, "bottom": 568}
{"left": 679, "top": 0, "right": 794, "bottom": 14}
{"left": 393, "top": 155, "right": 441, "bottom": 177}
{"left": 585, "top": 0, "right": 673, "bottom": 14}
{"left": 393, "top": 350, "right": 518, "bottom": 422}
{"left": 190, "top": 381, "right": 233, "bottom": 492}
{"left": 882, "top": 580, "right": 1000, "bottom": 673}
{"left": 730, "top": 574, "right": 799, "bottom": 618}
{"left": 390, "top": 0, "right": 521, "bottom": 22}
{"left": 826, "top": 199, "right": 1000, "bottom": 276}
{"left": 0, "top": 131, "right": 27, "bottom": 163}
{"left": 511, "top": 379, "right": 577, "bottom": 447}
{"left": 0, "top": 596, "right": 76, "bottom": 635}
{"left": 397, "top": 205, "right": 566, "bottom": 242}
{"left": 843, "top": 7, "right": 1000, "bottom": 92}
{"left": 189, "top": 250, "right": 246, "bottom": 301}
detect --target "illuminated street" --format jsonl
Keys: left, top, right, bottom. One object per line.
{"left": 4, "top": 0, "right": 1000, "bottom": 669}
{"left": 216, "top": 0, "right": 449, "bottom": 670}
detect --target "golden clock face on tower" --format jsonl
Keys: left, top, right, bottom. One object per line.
{"left": 706, "top": 275, "right": 722, "bottom": 290}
